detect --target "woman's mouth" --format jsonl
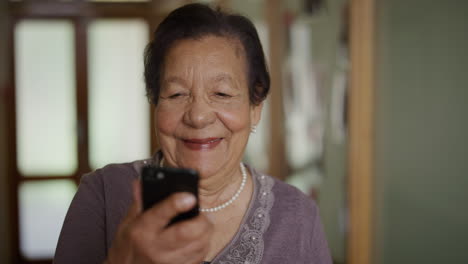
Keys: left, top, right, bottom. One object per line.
{"left": 182, "top": 137, "right": 223, "bottom": 151}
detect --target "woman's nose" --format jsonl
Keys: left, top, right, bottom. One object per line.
{"left": 183, "top": 97, "right": 216, "bottom": 128}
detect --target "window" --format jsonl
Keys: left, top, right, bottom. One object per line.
{"left": 87, "top": 19, "right": 150, "bottom": 169}
{"left": 7, "top": 0, "right": 163, "bottom": 262}
{"left": 15, "top": 20, "right": 78, "bottom": 177}
{"left": 14, "top": 19, "right": 79, "bottom": 260}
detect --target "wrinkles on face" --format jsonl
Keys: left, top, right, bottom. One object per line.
{"left": 154, "top": 35, "right": 261, "bottom": 191}
{"left": 159, "top": 58, "right": 247, "bottom": 111}
{"left": 159, "top": 85, "right": 244, "bottom": 113}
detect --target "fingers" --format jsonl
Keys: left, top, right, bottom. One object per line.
{"left": 110, "top": 184, "right": 212, "bottom": 264}
{"left": 132, "top": 180, "right": 142, "bottom": 213}
{"left": 130, "top": 213, "right": 213, "bottom": 264}
{"left": 154, "top": 216, "right": 213, "bottom": 263}
{"left": 106, "top": 180, "right": 146, "bottom": 264}
{"left": 162, "top": 213, "right": 213, "bottom": 247}
{"left": 138, "top": 192, "right": 197, "bottom": 230}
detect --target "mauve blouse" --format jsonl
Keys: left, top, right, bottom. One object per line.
{"left": 54, "top": 157, "right": 332, "bottom": 264}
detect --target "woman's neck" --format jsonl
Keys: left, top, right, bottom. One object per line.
{"left": 197, "top": 165, "right": 244, "bottom": 209}
{"left": 159, "top": 154, "right": 248, "bottom": 210}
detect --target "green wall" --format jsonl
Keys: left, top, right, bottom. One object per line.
{"left": 375, "top": 0, "right": 468, "bottom": 263}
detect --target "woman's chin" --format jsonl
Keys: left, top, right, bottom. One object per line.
{"left": 179, "top": 159, "right": 222, "bottom": 178}
{"left": 176, "top": 147, "right": 225, "bottom": 166}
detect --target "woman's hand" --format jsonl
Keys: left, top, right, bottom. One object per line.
{"left": 106, "top": 180, "right": 213, "bottom": 264}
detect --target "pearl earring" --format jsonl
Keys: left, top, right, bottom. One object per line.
{"left": 251, "top": 125, "right": 257, "bottom": 134}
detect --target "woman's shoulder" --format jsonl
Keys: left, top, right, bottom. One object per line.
{"left": 81, "top": 158, "right": 149, "bottom": 186}
{"left": 250, "top": 168, "right": 320, "bottom": 223}
{"left": 250, "top": 170, "right": 331, "bottom": 263}
{"left": 259, "top": 172, "right": 318, "bottom": 211}
{"left": 274, "top": 178, "right": 318, "bottom": 216}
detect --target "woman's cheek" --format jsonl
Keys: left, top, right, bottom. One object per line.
{"left": 216, "top": 106, "right": 251, "bottom": 132}
{"left": 155, "top": 104, "right": 183, "bottom": 135}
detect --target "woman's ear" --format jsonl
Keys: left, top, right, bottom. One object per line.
{"left": 250, "top": 101, "right": 264, "bottom": 127}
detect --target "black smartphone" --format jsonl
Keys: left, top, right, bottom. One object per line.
{"left": 141, "top": 165, "right": 199, "bottom": 226}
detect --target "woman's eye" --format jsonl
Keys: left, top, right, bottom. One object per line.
{"left": 215, "top": 92, "right": 232, "bottom": 98}
{"left": 168, "top": 93, "right": 183, "bottom": 99}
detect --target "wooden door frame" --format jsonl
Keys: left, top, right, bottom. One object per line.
{"left": 264, "top": 0, "right": 376, "bottom": 263}
{"left": 6, "top": 1, "right": 165, "bottom": 263}
{"left": 347, "top": 0, "right": 375, "bottom": 264}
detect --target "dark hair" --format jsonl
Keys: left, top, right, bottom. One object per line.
{"left": 144, "top": 3, "right": 270, "bottom": 106}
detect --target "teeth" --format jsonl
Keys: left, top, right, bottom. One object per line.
{"left": 185, "top": 138, "right": 221, "bottom": 144}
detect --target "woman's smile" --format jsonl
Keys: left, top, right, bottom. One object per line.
{"left": 182, "top": 137, "right": 224, "bottom": 151}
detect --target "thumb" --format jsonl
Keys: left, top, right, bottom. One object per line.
{"left": 140, "top": 192, "right": 196, "bottom": 229}
{"left": 132, "top": 179, "right": 143, "bottom": 213}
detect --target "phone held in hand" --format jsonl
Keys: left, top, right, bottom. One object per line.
{"left": 141, "top": 165, "right": 199, "bottom": 226}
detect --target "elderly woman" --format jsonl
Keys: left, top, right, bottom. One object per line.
{"left": 54, "top": 3, "right": 331, "bottom": 264}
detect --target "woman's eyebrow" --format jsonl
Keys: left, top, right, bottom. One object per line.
{"left": 211, "top": 73, "right": 239, "bottom": 89}
{"left": 163, "top": 76, "right": 188, "bottom": 87}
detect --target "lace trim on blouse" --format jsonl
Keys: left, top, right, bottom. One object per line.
{"left": 216, "top": 172, "right": 275, "bottom": 264}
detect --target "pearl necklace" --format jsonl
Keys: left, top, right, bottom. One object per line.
{"left": 200, "top": 163, "right": 247, "bottom": 213}
{"left": 159, "top": 158, "right": 248, "bottom": 213}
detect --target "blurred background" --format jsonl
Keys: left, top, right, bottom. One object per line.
{"left": 0, "top": 0, "right": 467, "bottom": 264}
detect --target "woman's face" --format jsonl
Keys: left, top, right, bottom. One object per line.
{"left": 155, "top": 35, "right": 262, "bottom": 179}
